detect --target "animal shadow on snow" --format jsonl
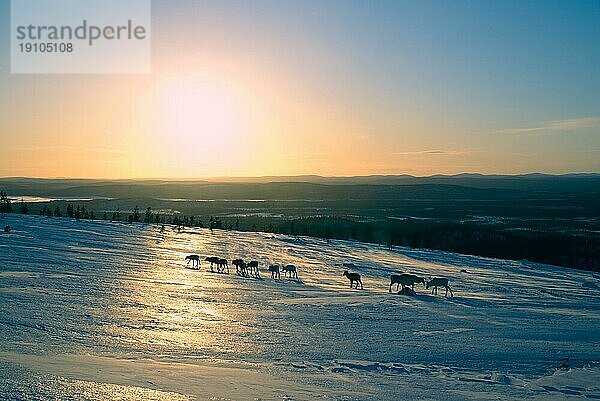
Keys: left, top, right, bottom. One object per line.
{"left": 442, "top": 296, "right": 497, "bottom": 308}
{"left": 207, "top": 269, "right": 231, "bottom": 275}
{"left": 273, "top": 278, "right": 304, "bottom": 285}
{"left": 395, "top": 289, "right": 437, "bottom": 303}
{"left": 395, "top": 287, "right": 464, "bottom": 303}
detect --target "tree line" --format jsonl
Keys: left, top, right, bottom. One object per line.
{"left": 3, "top": 190, "right": 598, "bottom": 272}
{"left": 17, "top": 199, "right": 227, "bottom": 230}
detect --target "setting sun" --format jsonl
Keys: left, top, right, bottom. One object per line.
{"left": 159, "top": 77, "right": 244, "bottom": 153}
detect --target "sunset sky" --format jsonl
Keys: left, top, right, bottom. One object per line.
{"left": 0, "top": 0, "right": 599, "bottom": 178}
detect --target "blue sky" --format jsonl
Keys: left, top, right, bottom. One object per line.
{"left": 0, "top": 0, "right": 598, "bottom": 177}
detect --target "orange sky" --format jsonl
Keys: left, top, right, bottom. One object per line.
{"left": 0, "top": 1, "right": 598, "bottom": 178}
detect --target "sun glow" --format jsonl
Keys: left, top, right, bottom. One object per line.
{"left": 160, "top": 77, "right": 244, "bottom": 153}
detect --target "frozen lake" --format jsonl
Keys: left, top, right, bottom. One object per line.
{"left": 0, "top": 214, "right": 599, "bottom": 400}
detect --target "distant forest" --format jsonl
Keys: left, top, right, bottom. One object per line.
{"left": 2, "top": 175, "right": 599, "bottom": 271}
{"left": 3, "top": 194, "right": 600, "bottom": 271}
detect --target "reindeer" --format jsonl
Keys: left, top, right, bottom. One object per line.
{"left": 205, "top": 257, "right": 220, "bottom": 272}
{"left": 268, "top": 265, "right": 281, "bottom": 279}
{"left": 389, "top": 273, "right": 403, "bottom": 292}
{"left": 238, "top": 261, "right": 249, "bottom": 276}
{"left": 426, "top": 277, "right": 453, "bottom": 297}
{"left": 232, "top": 259, "right": 245, "bottom": 275}
{"left": 390, "top": 273, "right": 425, "bottom": 292}
{"left": 343, "top": 271, "right": 363, "bottom": 289}
{"left": 185, "top": 254, "right": 200, "bottom": 268}
{"left": 281, "top": 264, "right": 299, "bottom": 279}
{"left": 217, "top": 258, "right": 229, "bottom": 274}
{"left": 247, "top": 261, "right": 260, "bottom": 277}
{"left": 389, "top": 273, "right": 424, "bottom": 292}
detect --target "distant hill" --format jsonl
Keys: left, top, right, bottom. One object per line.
{"left": 209, "top": 173, "right": 600, "bottom": 193}
{"left": 1, "top": 173, "right": 599, "bottom": 199}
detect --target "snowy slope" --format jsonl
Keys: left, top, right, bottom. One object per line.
{"left": 0, "top": 214, "right": 599, "bottom": 400}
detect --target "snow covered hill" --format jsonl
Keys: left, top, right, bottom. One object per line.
{"left": 1, "top": 214, "right": 599, "bottom": 400}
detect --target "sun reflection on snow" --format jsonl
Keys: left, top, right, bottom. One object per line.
{"left": 101, "top": 225, "right": 259, "bottom": 357}
{"left": 3, "top": 374, "right": 193, "bottom": 401}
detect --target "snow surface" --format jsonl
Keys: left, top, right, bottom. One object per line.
{"left": 0, "top": 214, "right": 599, "bottom": 400}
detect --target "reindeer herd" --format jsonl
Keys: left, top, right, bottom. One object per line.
{"left": 186, "top": 254, "right": 300, "bottom": 280}
{"left": 389, "top": 273, "right": 453, "bottom": 297}
{"left": 186, "top": 254, "right": 454, "bottom": 297}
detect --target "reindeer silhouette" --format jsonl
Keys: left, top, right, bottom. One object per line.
{"left": 268, "top": 265, "right": 281, "bottom": 279}
{"left": 205, "top": 257, "right": 220, "bottom": 272}
{"left": 343, "top": 271, "right": 363, "bottom": 289}
{"left": 390, "top": 273, "right": 424, "bottom": 292}
{"left": 185, "top": 254, "right": 200, "bottom": 268}
{"left": 247, "top": 261, "right": 260, "bottom": 277}
{"left": 232, "top": 259, "right": 246, "bottom": 275}
{"left": 281, "top": 264, "right": 299, "bottom": 279}
{"left": 217, "top": 258, "right": 229, "bottom": 274}
{"left": 426, "top": 277, "right": 453, "bottom": 297}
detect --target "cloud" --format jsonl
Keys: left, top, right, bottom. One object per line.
{"left": 500, "top": 117, "right": 600, "bottom": 134}
{"left": 391, "top": 149, "right": 477, "bottom": 156}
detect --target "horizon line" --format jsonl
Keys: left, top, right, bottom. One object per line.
{"left": 1, "top": 171, "right": 599, "bottom": 182}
